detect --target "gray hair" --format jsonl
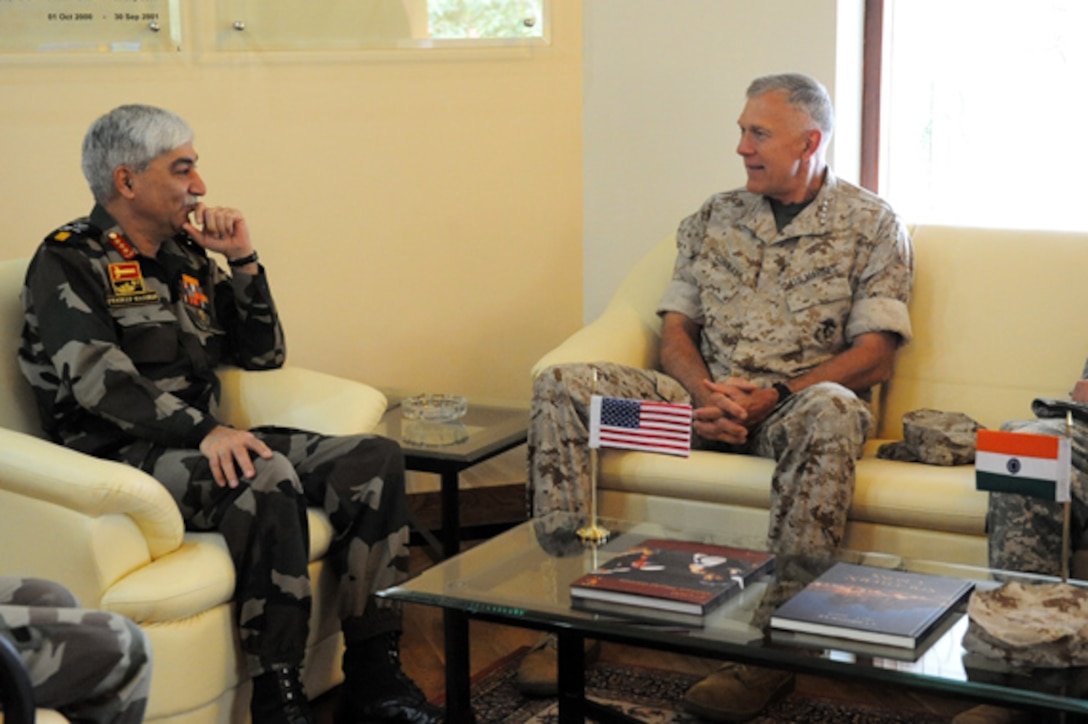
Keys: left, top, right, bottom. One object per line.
{"left": 747, "top": 73, "right": 834, "bottom": 138}
{"left": 81, "top": 104, "right": 193, "bottom": 204}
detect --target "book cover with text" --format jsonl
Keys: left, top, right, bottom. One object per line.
{"left": 770, "top": 562, "right": 974, "bottom": 649}
{"left": 570, "top": 538, "right": 775, "bottom": 622}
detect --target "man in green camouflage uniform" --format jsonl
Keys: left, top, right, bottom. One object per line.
{"left": 0, "top": 576, "right": 150, "bottom": 723}
{"left": 988, "top": 368, "right": 1088, "bottom": 575}
{"left": 18, "top": 105, "right": 440, "bottom": 724}
{"left": 524, "top": 74, "right": 914, "bottom": 722}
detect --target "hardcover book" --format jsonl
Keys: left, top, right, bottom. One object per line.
{"left": 569, "top": 538, "right": 776, "bottom": 625}
{"left": 769, "top": 562, "right": 975, "bottom": 650}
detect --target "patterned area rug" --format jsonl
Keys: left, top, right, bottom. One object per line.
{"left": 460, "top": 648, "right": 950, "bottom": 724}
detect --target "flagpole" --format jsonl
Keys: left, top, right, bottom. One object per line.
{"left": 1063, "top": 411, "right": 1073, "bottom": 583}
{"left": 578, "top": 369, "right": 610, "bottom": 544}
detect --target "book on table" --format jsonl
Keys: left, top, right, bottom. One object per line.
{"left": 569, "top": 538, "right": 776, "bottom": 625}
{"left": 769, "top": 562, "right": 975, "bottom": 650}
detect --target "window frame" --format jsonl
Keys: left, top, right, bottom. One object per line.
{"left": 860, "top": 0, "right": 884, "bottom": 194}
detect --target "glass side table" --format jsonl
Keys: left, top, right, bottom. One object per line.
{"left": 375, "top": 397, "right": 529, "bottom": 559}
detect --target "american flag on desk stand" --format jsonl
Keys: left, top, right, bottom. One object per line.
{"left": 588, "top": 395, "right": 693, "bottom": 457}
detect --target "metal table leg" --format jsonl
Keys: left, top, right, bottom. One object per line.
{"left": 443, "top": 609, "right": 475, "bottom": 723}
{"left": 441, "top": 468, "right": 462, "bottom": 558}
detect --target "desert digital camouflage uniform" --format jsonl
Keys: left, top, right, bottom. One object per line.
{"left": 0, "top": 576, "right": 150, "bottom": 724}
{"left": 18, "top": 205, "right": 411, "bottom": 675}
{"left": 530, "top": 171, "right": 913, "bottom": 555}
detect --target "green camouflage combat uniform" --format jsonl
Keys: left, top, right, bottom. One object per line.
{"left": 0, "top": 576, "right": 150, "bottom": 724}
{"left": 988, "top": 364, "right": 1088, "bottom": 575}
{"left": 18, "top": 205, "right": 411, "bottom": 675}
{"left": 530, "top": 171, "right": 913, "bottom": 555}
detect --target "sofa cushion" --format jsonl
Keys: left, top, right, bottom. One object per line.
{"left": 599, "top": 446, "right": 986, "bottom": 538}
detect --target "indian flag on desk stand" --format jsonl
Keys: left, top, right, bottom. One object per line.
{"left": 975, "top": 429, "right": 1071, "bottom": 502}
{"left": 588, "top": 395, "right": 693, "bottom": 457}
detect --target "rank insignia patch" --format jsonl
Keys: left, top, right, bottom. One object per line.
{"left": 106, "top": 231, "right": 137, "bottom": 260}
{"left": 106, "top": 262, "right": 160, "bottom": 307}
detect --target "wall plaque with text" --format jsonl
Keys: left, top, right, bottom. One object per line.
{"left": 0, "top": 0, "right": 180, "bottom": 54}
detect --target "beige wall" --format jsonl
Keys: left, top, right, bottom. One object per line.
{"left": 581, "top": 0, "right": 863, "bottom": 320}
{"left": 1, "top": 1, "right": 863, "bottom": 406}
{"left": 0, "top": 1, "right": 583, "bottom": 406}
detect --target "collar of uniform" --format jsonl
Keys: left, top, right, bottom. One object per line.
{"left": 742, "top": 168, "right": 838, "bottom": 245}
{"left": 88, "top": 204, "right": 141, "bottom": 260}
{"left": 89, "top": 203, "right": 120, "bottom": 237}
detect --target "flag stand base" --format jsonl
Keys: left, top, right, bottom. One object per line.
{"left": 577, "top": 524, "right": 611, "bottom": 544}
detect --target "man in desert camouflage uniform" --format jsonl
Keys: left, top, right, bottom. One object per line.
{"left": 523, "top": 73, "right": 913, "bottom": 723}
{"left": 0, "top": 576, "right": 150, "bottom": 723}
{"left": 18, "top": 105, "right": 440, "bottom": 724}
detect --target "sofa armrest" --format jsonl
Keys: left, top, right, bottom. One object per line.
{"left": 532, "top": 236, "right": 674, "bottom": 378}
{"left": 531, "top": 305, "right": 662, "bottom": 378}
{"left": 0, "top": 428, "right": 183, "bottom": 557}
{"left": 216, "top": 366, "right": 388, "bottom": 436}
{"left": 0, "top": 428, "right": 185, "bottom": 607}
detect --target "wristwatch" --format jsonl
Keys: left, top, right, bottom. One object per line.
{"left": 772, "top": 382, "right": 793, "bottom": 405}
{"left": 228, "top": 251, "right": 259, "bottom": 268}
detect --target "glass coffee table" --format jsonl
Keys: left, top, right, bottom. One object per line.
{"left": 379, "top": 512, "right": 1088, "bottom": 724}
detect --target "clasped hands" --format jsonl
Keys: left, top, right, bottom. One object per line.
{"left": 692, "top": 378, "right": 780, "bottom": 445}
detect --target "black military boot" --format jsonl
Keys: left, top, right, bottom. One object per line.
{"left": 251, "top": 662, "right": 314, "bottom": 724}
{"left": 338, "top": 632, "right": 444, "bottom": 724}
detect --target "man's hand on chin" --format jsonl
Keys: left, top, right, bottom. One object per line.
{"left": 183, "top": 203, "right": 252, "bottom": 259}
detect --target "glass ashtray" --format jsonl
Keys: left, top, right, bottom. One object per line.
{"left": 401, "top": 394, "right": 468, "bottom": 422}
{"left": 403, "top": 421, "right": 470, "bottom": 448}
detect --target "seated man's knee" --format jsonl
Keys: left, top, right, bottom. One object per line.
{"left": 370, "top": 435, "right": 403, "bottom": 467}
{"left": 793, "top": 382, "right": 871, "bottom": 439}
{"left": 248, "top": 452, "right": 304, "bottom": 496}
{"left": 533, "top": 363, "right": 611, "bottom": 410}
{"left": 535, "top": 363, "right": 590, "bottom": 394}
{"left": 67, "top": 610, "right": 150, "bottom": 667}
{"left": 796, "top": 382, "right": 866, "bottom": 410}
{"left": 10, "top": 578, "right": 79, "bottom": 608}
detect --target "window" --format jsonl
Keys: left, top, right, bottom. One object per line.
{"left": 868, "top": 0, "right": 1087, "bottom": 231}
{"left": 209, "top": 0, "right": 548, "bottom": 53}
{"left": 429, "top": 0, "right": 546, "bottom": 40}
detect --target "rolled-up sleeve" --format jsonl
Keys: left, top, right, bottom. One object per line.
{"left": 656, "top": 198, "right": 715, "bottom": 325}
{"left": 845, "top": 213, "right": 913, "bottom": 345}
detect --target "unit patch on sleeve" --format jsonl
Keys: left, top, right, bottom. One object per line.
{"left": 107, "top": 262, "right": 160, "bottom": 307}
{"left": 181, "top": 273, "right": 212, "bottom": 329}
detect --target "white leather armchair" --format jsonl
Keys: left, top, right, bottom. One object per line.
{"left": 0, "top": 257, "right": 388, "bottom": 722}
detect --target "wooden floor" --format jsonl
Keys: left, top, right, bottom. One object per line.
{"left": 311, "top": 486, "right": 985, "bottom": 722}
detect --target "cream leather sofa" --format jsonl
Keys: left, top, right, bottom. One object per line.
{"left": 533, "top": 225, "right": 1088, "bottom": 568}
{"left": 0, "top": 257, "right": 389, "bottom": 722}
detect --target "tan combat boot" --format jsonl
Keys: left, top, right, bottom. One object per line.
{"left": 681, "top": 662, "right": 795, "bottom": 722}
{"left": 514, "top": 633, "right": 601, "bottom": 697}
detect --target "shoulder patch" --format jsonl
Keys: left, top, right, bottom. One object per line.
{"left": 45, "top": 220, "right": 94, "bottom": 246}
